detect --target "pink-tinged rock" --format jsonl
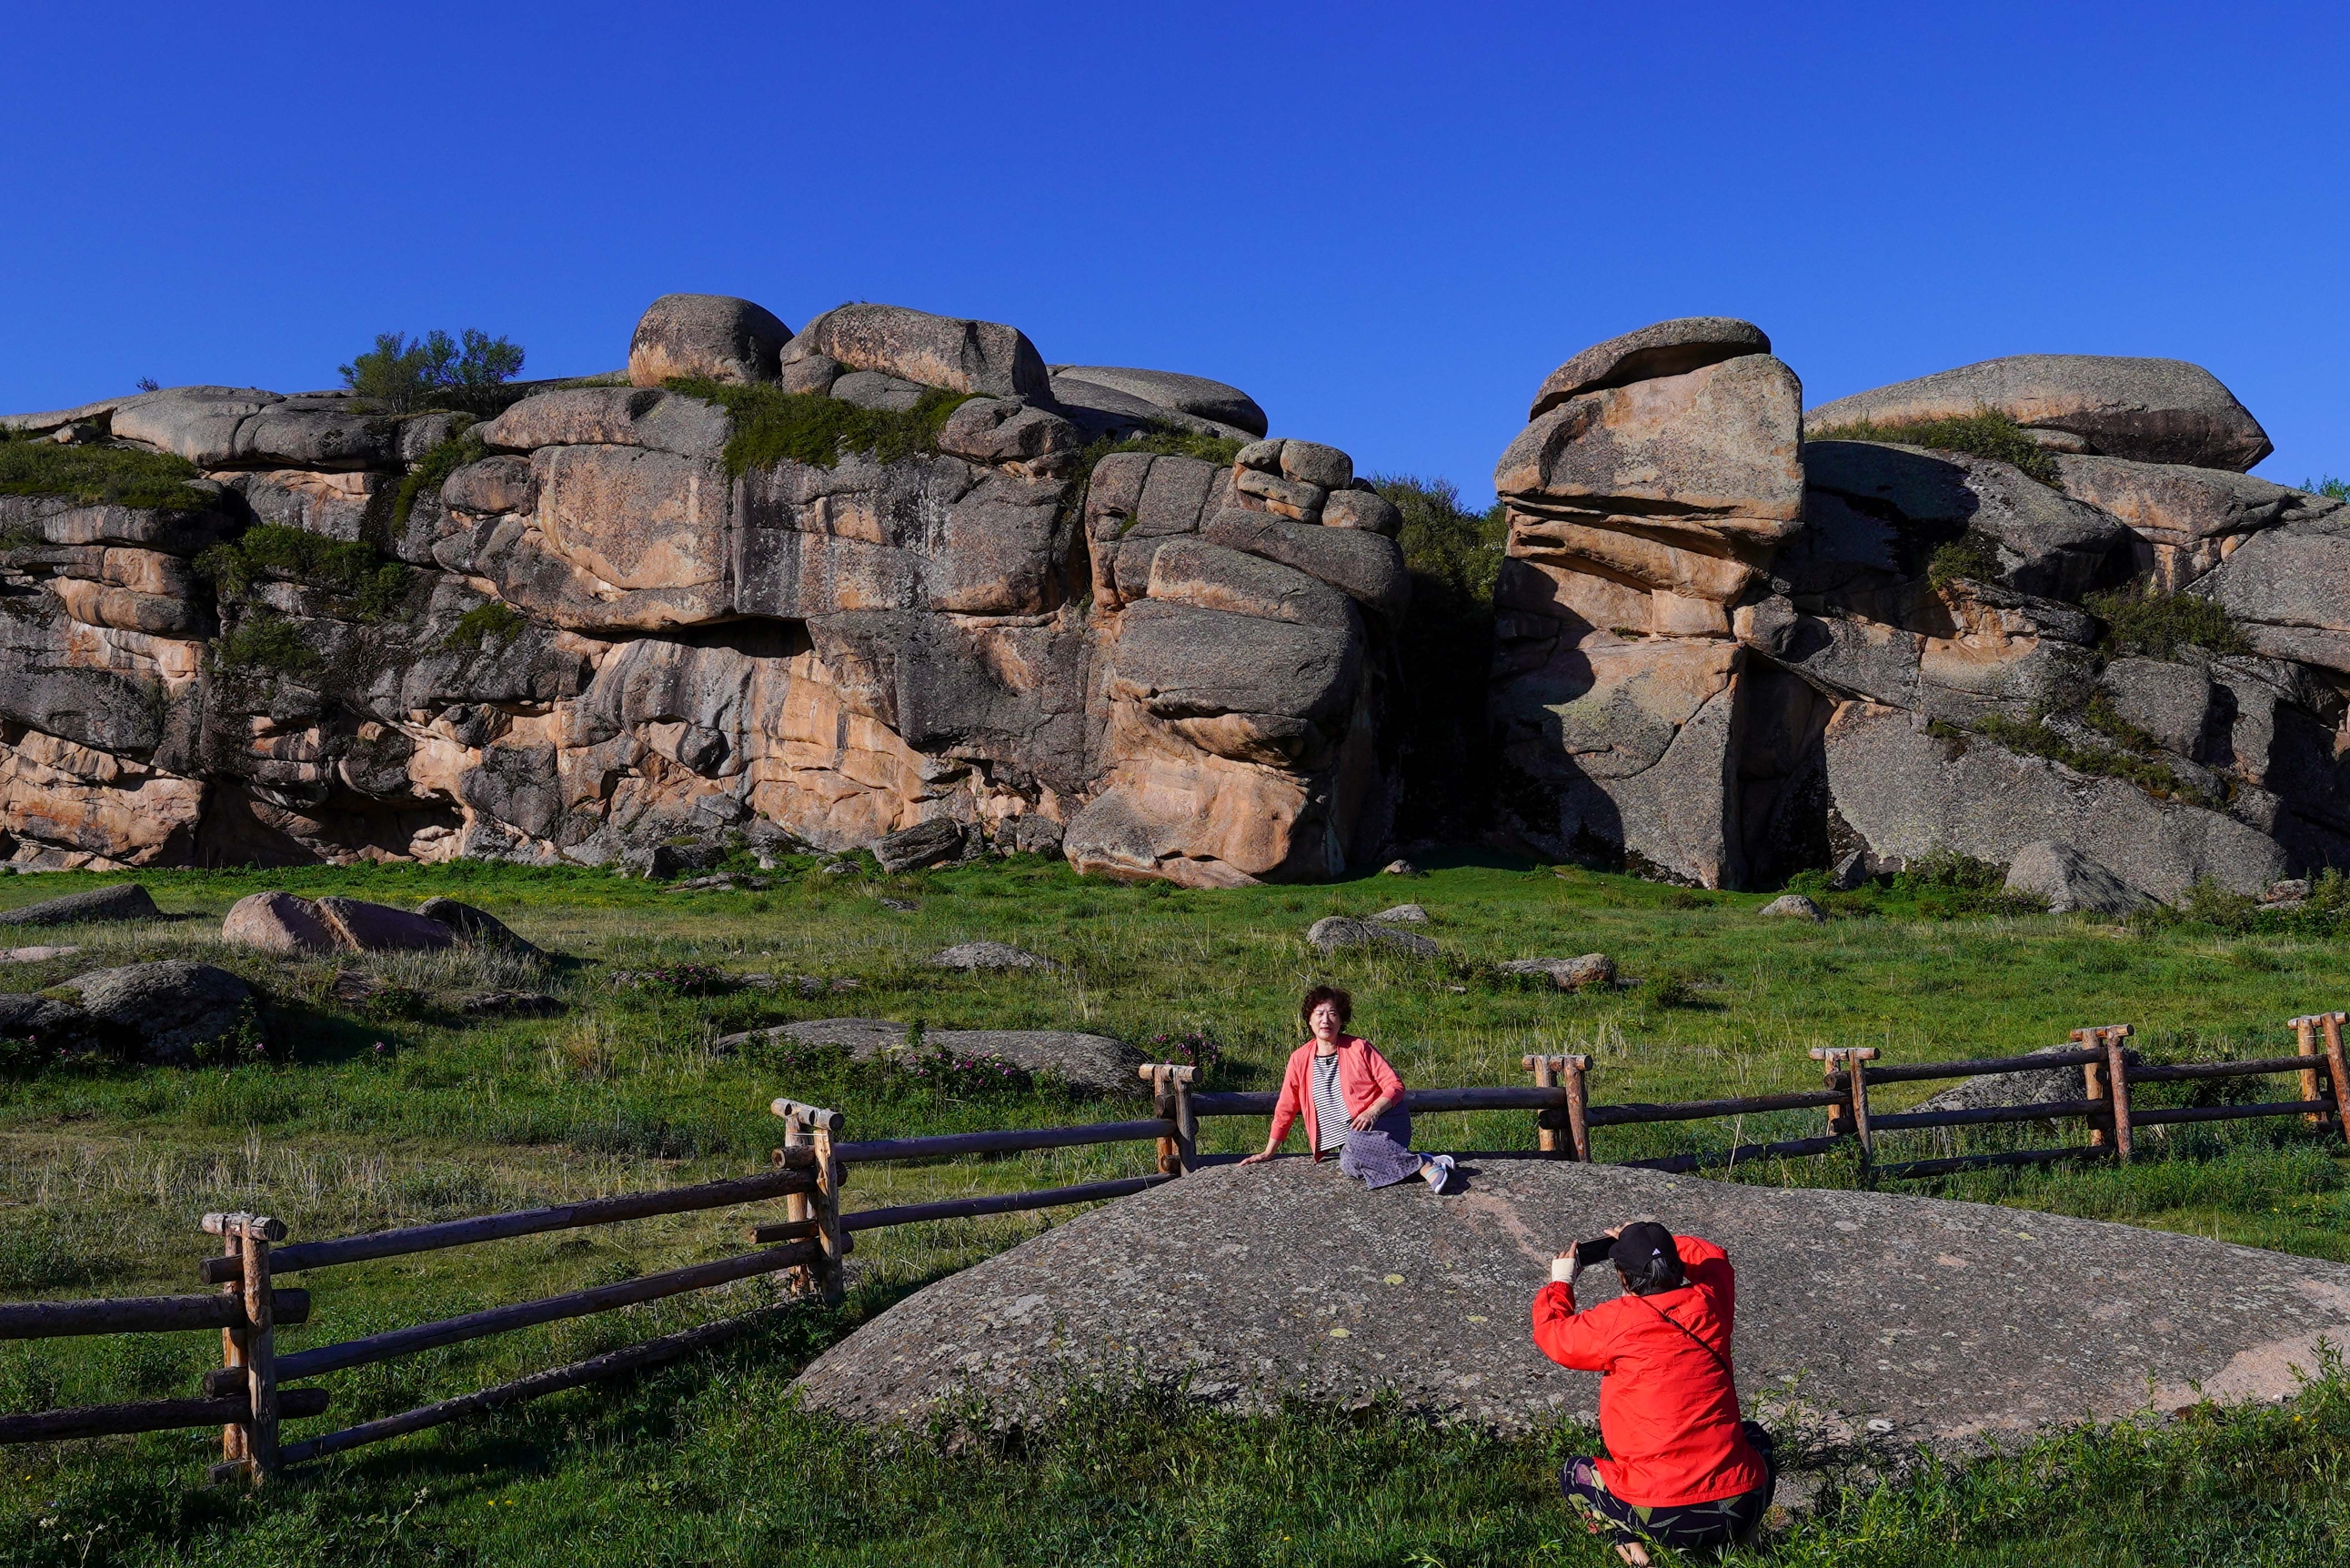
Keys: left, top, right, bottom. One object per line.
{"left": 222, "top": 891, "right": 340, "bottom": 955}
{"left": 313, "top": 897, "right": 456, "bottom": 952}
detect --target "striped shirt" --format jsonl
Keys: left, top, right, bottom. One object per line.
{"left": 1311, "top": 1050, "right": 1350, "bottom": 1152}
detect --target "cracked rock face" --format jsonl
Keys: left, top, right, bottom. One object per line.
{"left": 792, "top": 1159, "right": 2350, "bottom": 1444}
{"left": 0, "top": 298, "right": 1383, "bottom": 884}
{"left": 1491, "top": 317, "right": 2350, "bottom": 899}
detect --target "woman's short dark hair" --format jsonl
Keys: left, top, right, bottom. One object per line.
{"left": 1618, "top": 1251, "right": 1687, "bottom": 1296}
{"left": 1300, "top": 985, "right": 1352, "bottom": 1030}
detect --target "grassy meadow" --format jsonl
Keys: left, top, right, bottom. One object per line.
{"left": 4, "top": 850, "right": 2349, "bottom": 1565}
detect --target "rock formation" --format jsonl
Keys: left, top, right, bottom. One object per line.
{"left": 6, "top": 299, "right": 2343, "bottom": 901}
{"left": 0, "top": 297, "right": 1397, "bottom": 886}
{"left": 1491, "top": 321, "right": 2349, "bottom": 900}
{"left": 792, "top": 1159, "right": 2350, "bottom": 1440}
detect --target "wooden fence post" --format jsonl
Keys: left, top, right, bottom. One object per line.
{"left": 2074, "top": 1028, "right": 2112, "bottom": 1151}
{"left": 1562, "top": 1055, "right": 1592, "bottom": 1162}
{"left": 202, "top": 1211, "right": 285, "bottom": 1484}
{"left": 2314, "top": 1012, "right": 2350, "bottom": 1148}
{"left": 1810, "top": 1048, "right": 1875, "bottom": 1178}
{"left": 777, "top": 1111, "right": 813, "bottom": 1296}
{"left": 1171, "top": 1069, "right": 1198, "bottom": 1174}
{"left": 1847, "top": 1048, "right": 1877, "bottom": 1184}
{"left": 1139, "top": 1064, "right": 1200, "bottom": 1173}
{"left": 2101, "top": 1025, "right": 2135, "bottom": 1163}
{"left": 1522, "top": 1055, "right": 1560, "bottom": 1156}
{"left": 1813, "top": 1049, "right": 1852, "bottom": 1140}
{"left": 2291, "top": 1014, "right": 2330, "bottom": 1130}
{"left": 778, "top": 1104, "right": 846, "bottom": 1307}
{"left": 214, "top": 1231, "right": 246, "bottom": 1478}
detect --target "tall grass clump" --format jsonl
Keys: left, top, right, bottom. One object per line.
{"left": 2085, "top": 581, "right": 2252, "bottom": 660}
{"left": 1809, "top": 407, "right": 2061, "bottom": 485}
{"left": 0, "top": 429, "right": 217, "bottom": 511}
{"left": 196, "top": 523, "right": 408, "bottom": 621}
{"left": 667, "top": 378, "right": 974, "bottom": 477}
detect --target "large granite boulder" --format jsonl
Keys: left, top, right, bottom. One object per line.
{"left": 2054, "top": 457, "right": 2341, "bottom": 589}
{"left": 0, "top": 883, "right": 160, "bottom": 927}
{"left": 627, "top": 294, "right": 792, "bottom": 387}
{"left": 1488, "top": 320, "right": 1811, "bottom": 887}
{"left": 791, "top": 1160, "right": 2350, "bottom": 1442}
{"left": 780, "top": 303, "right": 1049, "bottom": 399}
{"left": 62, "top": 960, "right": 255, "bottom": 1065}
{"left": 2192, "top": 517, "right": 2350, "bottom": 675}
{"left": 718, "top": 1017, "right": 1144, "bottom": 1097}
{"left": 1820, "top": 701, "right": 2283, "bottom": 900}
{"left": 1049, "top": 366, "right": 1268, "bottom": 437}
{"left": 1528, "top": 317, "right": 1774, "bottom": 417}
{"left": 1807, "top": 354, "right": 2273, "bottom": 471}
{"left": 1802, "top": 441, "right": 2134, "bottom": 602}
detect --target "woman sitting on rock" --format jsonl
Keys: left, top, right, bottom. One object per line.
{"left": 1239, "top": 984, "right": 1457, "bottom": 1193}
{"left": 1532, "top": 1222, "right": 1775, "bottom": 1564}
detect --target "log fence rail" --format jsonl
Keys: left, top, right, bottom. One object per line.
{"left": 5, "top": 1011, "right": 2345, "bottom": 1484}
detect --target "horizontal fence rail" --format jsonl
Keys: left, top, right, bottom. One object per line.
{"left": 11, "top": 1009, "right": 2350, "bottom": 1487}
{"left": 200, "top": 1168, "right": 817, "bottom": 1284}
{"left": 1, "top": 1291, "right": 308, "bottom": 1340}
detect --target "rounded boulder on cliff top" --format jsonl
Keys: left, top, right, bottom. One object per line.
{"left": 1529, "top": 317, "right": 1773, "bottom": 419}
{"left": 781, "top": 303, "right": 1049, "bottom": 400}
{"left": 628, "top": 294, "right": 793, "bottom": 387}
{"left": 1048, "top": 366, "right": 1268, "bottom": 438}
{"left": 1805, "top": 354, "right": 2272, "bottom": 472}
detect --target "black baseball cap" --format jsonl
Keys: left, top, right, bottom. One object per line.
{"left": 1608, "top": 1221, "right": 1682, "bottom": 1274}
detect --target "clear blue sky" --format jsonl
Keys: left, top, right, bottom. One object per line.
{"left": 3, "top": 2, "right": 2342, "bottom": 502}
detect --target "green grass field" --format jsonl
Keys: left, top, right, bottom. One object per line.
{"left": 4, "top": 852, "right": 2348, "bottom": 1565}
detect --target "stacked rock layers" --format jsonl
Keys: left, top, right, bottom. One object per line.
{"left": 1494, "top": 322, "right": 2349, "bottom": 900}
{"left": 0, "top": 297, "right": 1392, "bottom": 885}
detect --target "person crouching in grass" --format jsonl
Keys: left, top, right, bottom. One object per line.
{"left": 1532, "top": 1222, "right": 1775, "bottom": 1564}
{"left": 1239, "top": 985, "right": 1458, "bottom": 1193}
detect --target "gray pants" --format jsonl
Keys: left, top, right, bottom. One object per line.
{"left": 1335, "top": 1108, "right": 1424, "bottom": 1190}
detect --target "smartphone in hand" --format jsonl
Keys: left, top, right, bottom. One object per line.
{"left": 1573, "top": 1236, "right": 1615, "bottom": 1269}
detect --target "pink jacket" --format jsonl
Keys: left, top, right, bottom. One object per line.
{"left": 1268, "top": 1035, "right": 1407, "bottom": 1158}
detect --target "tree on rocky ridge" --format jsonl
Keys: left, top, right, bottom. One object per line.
{"left": 339, "top": 328, "right": 524, "bottom": 412}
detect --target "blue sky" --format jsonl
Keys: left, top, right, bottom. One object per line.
{"left": 3, "top": 2, "right": 2342, "bottom": 502}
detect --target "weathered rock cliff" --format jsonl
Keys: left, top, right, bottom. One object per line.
{"left": 0, "top": 297, "right": 1398, "bottom": 885}
{"left": 1492, "top": 321, "right": 2348, "bottom": 899}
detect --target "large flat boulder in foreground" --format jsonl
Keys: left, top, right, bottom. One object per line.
{"left": 792, "top": 1159, "right": 2350, "bottom": 1445}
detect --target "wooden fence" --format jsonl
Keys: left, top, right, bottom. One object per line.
{"left": 5, "top": 1010, "right": 2346, "bottom": 1483}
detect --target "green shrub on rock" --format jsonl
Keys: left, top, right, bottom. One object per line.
{"left": 340, "top": 328, "right": 525, "bottom": 414}
{"left": 2084, "top": 582, "right": 2252, "bottom": 660}
{"left": 196, "top": 523, "right": 408, "bottom": 620}
{"left": 1809, "top": 407, "right": 2061, "bottom": 485}
{"left": 0, "top": 428, "right": 216, "bottom": 510}
{"left": 666, "top": 377, "right": 974, "bottom": 476}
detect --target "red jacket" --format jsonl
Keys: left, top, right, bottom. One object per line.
{"left": 1267, "top": 1036, "right": 1405, "bottom": 1159}
{"left": 1530, "top": 1234, "right": 1769, "bottom": 1507}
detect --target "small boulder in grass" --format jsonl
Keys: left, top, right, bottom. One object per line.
{"left": 1759, "top": 893, "right": 1826, "bottom": 923}
{"left": 1498, "top": 954, "right": 1616, "bottom": 990}
{"left": 417, "top": 897, "right": 541, "bottom": 955}
{"left": 1370, "top": 904, "right": 1430, "bottom": 924}
{"left": 1381, "top": 859, "right": 1419, "bottom": 876}
{"left": 929, "top": 941, "right": 1060, "bottom": 972}
{"left": 223, "top": 890, "right": 340, "bottom": 955}
{"left": 314, "top": 898, "right": 454, "bottom": 953}
{"left": 0, "top": 883, "right": 159, "bottom": 928}
{"left": 1306, "top": 916, "right": 1438, "bottom": 957}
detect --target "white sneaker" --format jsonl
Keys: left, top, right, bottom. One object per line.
{"left": 1424, "top": 1153, "right": 1457, "bottom": 1193}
